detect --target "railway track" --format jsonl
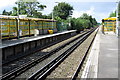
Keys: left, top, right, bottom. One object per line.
{"left": 2, "top": 31, "right": 80, "bottom": 74}
{"left": 71, "top": 29, "right": 98, "bottom": 80}
{"left": 27, "top": 28, "right": 97, "bottom": 80}
{"left": 2, "top": 28, "right": 97, "bottom": 80}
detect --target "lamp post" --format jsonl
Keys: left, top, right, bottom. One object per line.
{"left": 116, "top": 1, "right": 120, "bottom": 37}
{"left": 17, "top": 2, "right": 20, "bottom": 39}
{"left": 52, "top": 10, "right": 54, "bottom": 30}
{"left": 68, "top": 10, "right": 72, "bottom": 29}
{"left": 0, "top": 20, "right": 2, "bottom": 40}
{"left": 52, "top": 2, "right": 59, "bottom": 30}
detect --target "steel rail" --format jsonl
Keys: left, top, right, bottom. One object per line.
{"left": 71, "top": 28, "right": 98, "bottom": 80}
{"left": 28, "top": 28, "right": 96, "bottom": 80}
{"left": 2, "top": 34, "right": 72, "bottom": 66}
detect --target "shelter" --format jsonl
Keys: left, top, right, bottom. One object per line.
{"left": 102, "top": 17, "right": 116, "bottom": 33}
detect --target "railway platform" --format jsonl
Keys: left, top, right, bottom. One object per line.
{"left": 1, "top": 30, "right": 76, "bottom": 63}
{"left": 81, "top": 26, "right": 119, "bottom": 79}
{"left": 98, "top": 32, "right": 118, "bottom": 78}
{"left": 1, "top": 30, "right": 76, "bottom": 48}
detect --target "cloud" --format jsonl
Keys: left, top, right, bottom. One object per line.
{"left": 72, "top": 6, "right": 110, "bottom": 23}
{"left": 40, "top": 2, "right": 55, "bottom": 15}
{"left": 72, "top": 6, "right": 95, "bottom": 18}
{"left": 94, "top": 13, "right": 108, "bottom": 23}
{"left": 43, "top": 0, "right": 117, "bottom": 2}
{"left": 87, "top": 6, "right": 95, "bottom": 15}
{"left": 0, "top": 0, "right": 17, "bottom": 9}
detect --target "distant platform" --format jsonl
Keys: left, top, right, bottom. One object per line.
{"left": 0, "top": 30, "right": 76, "bottom": 49}
{"left": 1, "top": 30, "right": 77, "bottom": 61}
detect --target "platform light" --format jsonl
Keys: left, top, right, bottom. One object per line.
{"left": 17, "top": 1, "right": 20, "bottom": 39}
{"left": 52, "top": 2, "right": 60, "bottom": 30}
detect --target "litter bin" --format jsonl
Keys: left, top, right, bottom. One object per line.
{"left": 48, "top": 30, "right": 53, "bottom": 34}
{"left": 34, "top": 29, "right": 39, "bottom": 36}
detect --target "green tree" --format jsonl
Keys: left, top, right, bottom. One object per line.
{"left": 2, "top": 10, "right": 12, "bottom": 15}
{"left": 92, "top": 18, "right": 97, "bottom": 26}
{"left": 53, "top": 2, "right": 73, "bottom": 20}
{"left": 11, "top": 7, "right": 17, "bottom": 16}
{"left": 42, "top": 14, "right": 52, "bottom": 19}
{"left": 70, "top": 13, "right": 97, "bottom": 31}
{"left": 80, "top": 13, "right": 97, "bottom": 28}
{"left": 80, "top": 13, "right": 90, "bottom": 19}
{"left": 109, "top": 11, "right": 116, "bottom": 17}
{"left": 71, "top": 18, "right": 76, "bottom": 30}
{"left": 2, "top": 10, "right": 7, "bottom": 15}
{"left": 14, "top": 0, "right": 46, "bottom": 17}
{"left": 75, "top": 18, "right": 84, "bottom": 30}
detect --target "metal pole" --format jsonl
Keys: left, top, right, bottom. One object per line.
{"left": 53, "top": 2, "right": 59, "bottom": 30}
{"left": 0, "top": 19, "right": 2, "bottom": 80}
{"left": 17, "top": 2, "right": 20, "bottom": 39}
{"left": 116, "top": 1, "right": 120, "bottom": 37}
{"left": 52, "top": 11, "right": 54, "bottom": 30}
{"left": 0, "top": 20, "right": 1, "bottom": 39}
{"left": 116, "top": 1, "right": 118, "bottom": 36}
{"left": 118, "top": 1, "right": 120, "bottom": 36}
{"left": 69, "top": 11, "right": 71, "bottom": 28}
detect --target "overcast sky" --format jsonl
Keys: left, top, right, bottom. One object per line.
{"left": 0, "top": 0, "right": 118, "bottom": 23}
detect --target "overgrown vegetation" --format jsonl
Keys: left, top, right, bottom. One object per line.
{"left": 70, "top": 13, "right": 97, "bottom": 32}
{"left": 109, "top": 11, "right": 116, "bottom": 17}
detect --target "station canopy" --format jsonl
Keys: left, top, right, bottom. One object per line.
{"left": 103, "top": 17, "right": 116, "bottom": 21}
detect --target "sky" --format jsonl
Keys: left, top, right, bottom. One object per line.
{"left": 0, "top": 0, "right": 118, "bottom": 23}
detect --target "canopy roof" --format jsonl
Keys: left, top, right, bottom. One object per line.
{"left": 0, "top": 15, "right": 56, "bottom": 22}
{"left": 103, "top": 17, "right": 116, "bottom": 21}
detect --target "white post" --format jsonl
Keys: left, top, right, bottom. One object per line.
{"left": 0, "top": 19, "right": 2, "bottom": 40}
{"left": 52, "top": 2, "right": 59, "bottom": 30}
{"left": 118, "top": 1, "right": 120, "bottom": 36}
{"left": 69, "top": 11, "right": 71, "bottom": 28}
{"left": 116, "top": 1, "right": 120, "bottom": 37}
{"left": 17, "top": 2, "right": 20, "bottom": 39}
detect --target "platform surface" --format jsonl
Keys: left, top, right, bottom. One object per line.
{"left": 0, "top": 30, "right": 76, "bottom": 48}
{"left": 98, "top": 32, "right": 118, "bottom": 78}
{"left": 81, "top": 26, "right": 119, "bottom": 79}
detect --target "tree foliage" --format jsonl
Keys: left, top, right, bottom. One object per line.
{"left": 2, "top": 0, "right": 46, "bottom": 18}
{"left": 70, "top": 13, "right": 97, "bottom": 31}
{"left": 2, "top": 10, "right": 12, "bottom": 15}
{"left": 15, "top": 0, "right": 46, "bottom": 17}
{"left": 53, "top": 2, "right": 73, "bottom": 20}
{"left": 9, "top": 7, "right": 18, "bottom": 16}
{"left": 109, "top": 11, "right": 116, "bottom": 17}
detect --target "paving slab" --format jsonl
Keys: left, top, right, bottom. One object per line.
{"left": 98, "top": 33, "right": 118, "bottom": 78}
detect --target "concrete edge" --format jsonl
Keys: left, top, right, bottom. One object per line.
{"left": 81, "top": 27, "right": 100, "bottom": 78}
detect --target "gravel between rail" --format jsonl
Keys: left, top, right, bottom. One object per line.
{"left": 13, "top": 31, "right": 88, "bottom": 79}
{"left": 45, "top": 29, "right": 97, "bottom": 79}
